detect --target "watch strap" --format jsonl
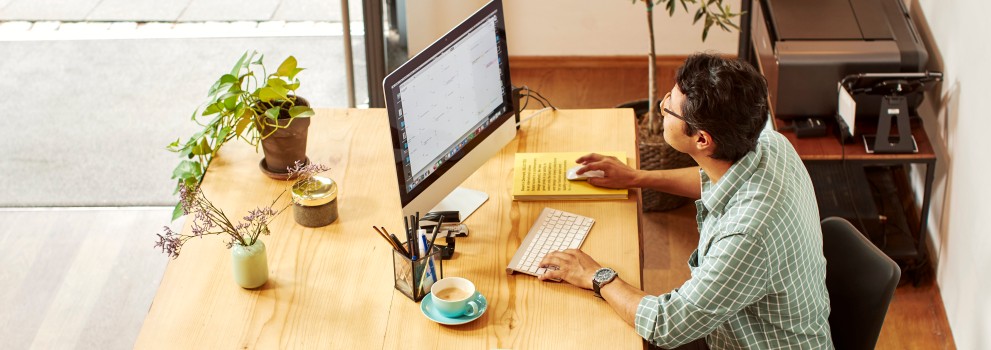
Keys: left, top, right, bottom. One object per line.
{"left": 592, "top": 268, "right": 618, "bottom": 298}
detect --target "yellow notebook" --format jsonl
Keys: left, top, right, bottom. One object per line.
{"left": 512, "top": 152, "right": 629, "bottom": 201}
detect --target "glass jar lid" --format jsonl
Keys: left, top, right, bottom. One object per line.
{"left": 292, "top": 176, "right": 337, "bottom": 206}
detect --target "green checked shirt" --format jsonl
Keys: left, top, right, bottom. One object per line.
{"left": 635, "top": 129, "right": 833, "bottom": 349}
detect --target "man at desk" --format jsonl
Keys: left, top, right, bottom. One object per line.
{"left": 538, "top": 53, "right": 833, "bottom": 349}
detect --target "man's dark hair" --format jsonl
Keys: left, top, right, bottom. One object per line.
{"left": 675, "top": 53, "right": 769, "bottom": 162}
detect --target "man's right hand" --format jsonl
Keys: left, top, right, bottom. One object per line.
{"left": 575, "top": 153, "right": 641, "bottom": 189}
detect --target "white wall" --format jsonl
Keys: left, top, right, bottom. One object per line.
{"left": 911, "top": 0, "right": 991, "bottom": 348}
{"left": 406, "top": 0, "right": 738, "bottom": 57}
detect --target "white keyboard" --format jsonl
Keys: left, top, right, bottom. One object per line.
{"left": 507, "top": 207, "right": 594, "bottom": 277}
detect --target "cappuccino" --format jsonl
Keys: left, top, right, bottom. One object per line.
{"left": 434, "top": 287, "right": 471, "bottom": 301}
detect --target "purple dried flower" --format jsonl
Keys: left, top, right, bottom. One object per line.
{"left": 287, "top": 161, "right": 331, "bottom": 182}
{"left": 156, "top": 163, "right": 326, "bottom": 258}
{"left": 154, "top": 226, "right": 183, "bottom": 259}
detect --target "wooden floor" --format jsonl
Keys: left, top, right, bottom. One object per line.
{"left": 0, "top": 208, "right": 171, "bottom": 350}
{"left": 511, "top": 60, "right": 956, "bottom": 349}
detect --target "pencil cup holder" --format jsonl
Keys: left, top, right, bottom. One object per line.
{"left": 392, "top": 245, "right": 444, "bottom": 302}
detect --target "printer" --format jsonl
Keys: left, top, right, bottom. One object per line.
{"left": 751, "top": 0, "right": 929, "bottom": 120}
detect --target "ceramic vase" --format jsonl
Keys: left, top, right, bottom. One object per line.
{"left": 231, "top": 239, "right": 268, "bottom": 289}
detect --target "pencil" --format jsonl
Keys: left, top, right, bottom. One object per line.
{"left": 372, "top": 226, "right": 394, "bottom": 249}
{"left": 373, "top": 226, "right": 404, "bottom": 254}
{"left": 380, "top": 227, "right": 409, "bottom": 258}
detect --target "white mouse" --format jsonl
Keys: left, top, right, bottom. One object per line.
{"left": 566, "top": 165, "right": 605, "bottom": 181}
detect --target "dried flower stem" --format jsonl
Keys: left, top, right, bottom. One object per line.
{"left": 156, "top": 160, "right": 328, "bottom": 259}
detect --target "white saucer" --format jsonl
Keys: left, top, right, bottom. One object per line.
{"left": 420, "top": 292, "right": 487, "bottom": 325}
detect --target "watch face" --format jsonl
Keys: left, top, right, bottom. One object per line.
{"left": 595, "top": 268, "right": 615, "bottom": 282}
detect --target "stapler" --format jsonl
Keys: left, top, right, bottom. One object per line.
{"left": 419, "top": 211, "right": 469, "bottom": 237}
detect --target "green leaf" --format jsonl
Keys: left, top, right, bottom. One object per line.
{"left": 264, "top": 106, "right": 282, "bottom": 121}
{"left": 202, "top": 102, "right": 222, "bottom": 116}
{"left": 258, "top": 87, "right": 283, "bottom": 102}
{"left": 702, "top": 16, "right": 713, "bottom": 41}
{"left": 172, "top": 160, "right": 202, "bottom": 180}
{"left": 182, "top": 176, "right": 199, "bottom": 187}
{"left": 208, "top": 74, "right": 239, "bottom": 96}
{"left": 176, "top": 138, "right": 194, "bottom": 158}
{"left": 171, "top": 202, "right": 185, "bottom": 221}
{"left": 235, "top": 113, "right": 252, "bottom": 135}
{"left": 166, "top": 138, "right": 181, "bottom": 152}
{"left": 288, "top": 67, "right": 304, "bottom": 80}
{"left": 217, "top": 82, "right": 235, "bottom": 95}
{"left": 208, "top": 80, "right": 222, "bottom": 97}
{"left": 230, "top": 51, "right": 249, "bottom": 76}
{"left": 266, "top": 77, "right": 286, "bottom": 89}
{"left": 223, "top": 94, "right": 238, "bottom": 111}
{"left": 221, "top": 73, "right": 238, "bottom": 84}
{"left": 217, "top": 126, "right": 231, "bottom": 142}
{"left": 286, "top": 81, "right": 300, "bottom": 91}
{"left": 190, "top": 137, "right": 212, "bottom": 156}
{"left": 694, "top": 8, "right": 704, "bottom": 23}
{"left": 273, "top": 85, "right": 289, "bottom": 98}
{"left": 204, "top": 113, "right": 222, "bottom": 127}
{"left": 289, "top": 106, "right": 314, "bottom": 118}
{"left": 276, "top": 56, "right": 298, "bottom": 77}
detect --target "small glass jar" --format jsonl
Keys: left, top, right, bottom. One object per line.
{"left": 291, "top": 175, "right": 339, "bottom": 227}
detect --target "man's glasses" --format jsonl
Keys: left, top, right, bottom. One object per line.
{"left": 660, "top": 92, "right": 685, "bottom": 121}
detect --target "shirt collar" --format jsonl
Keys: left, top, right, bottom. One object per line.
{"left": 699, "top": 146, "right": 761, "bottom": 215}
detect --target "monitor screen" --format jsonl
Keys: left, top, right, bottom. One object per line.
{"left": 384, "top": 0, "right": 514, "bottom": 215}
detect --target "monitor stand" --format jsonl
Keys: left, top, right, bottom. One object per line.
{"left": 429, "top": 187, "right": 489, "bottom": 223}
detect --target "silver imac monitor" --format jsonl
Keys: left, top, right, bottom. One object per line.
{"left": 383, "top": 0, "right": 516, "bottom": 220}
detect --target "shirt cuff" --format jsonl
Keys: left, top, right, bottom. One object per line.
{"left": 634, "top": 295, "right": 660, "bottom": 341}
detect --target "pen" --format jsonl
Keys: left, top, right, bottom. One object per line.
{"left": 421, "top": 234, "right": 437, "bottom": 280}
{"left": 403, "top": 216, "right": 413, "bottom": 259}
{"left": 419, "top": 234, "right": 437, "bottom": 295}
{"left": 425, "top": 215, "right": 444, "bottom": 258}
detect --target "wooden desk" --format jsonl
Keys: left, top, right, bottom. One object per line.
{"left": 136, "top": 109, "right": 644, "bottom": 349}
{"left": 774, "top": 117, "right": 936, "bottom": 282}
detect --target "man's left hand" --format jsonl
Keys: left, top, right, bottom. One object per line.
{"left": 537, "top": 249, "right": 602, "bottom": 290}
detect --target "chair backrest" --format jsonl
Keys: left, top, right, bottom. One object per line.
{"left": 821, "top": 217, "right": 901, "bottom": 350}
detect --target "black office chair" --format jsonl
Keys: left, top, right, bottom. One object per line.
{"left": 821, "top": 217, "right": 901, "bottom": 350}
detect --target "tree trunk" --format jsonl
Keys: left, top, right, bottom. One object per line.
{"left": 645, "top": 0, "right": 660, "bottom": 136}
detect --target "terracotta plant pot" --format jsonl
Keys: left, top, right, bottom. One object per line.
{"left": 259, "top": 96, "right": 311, "bottom": 178}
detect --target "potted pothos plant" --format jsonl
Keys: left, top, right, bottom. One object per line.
{"left": 168, "top": 51, "right": 315, "bottom": 219}
{"left": 629, "top": 0, "right": 740, "bottom": 211}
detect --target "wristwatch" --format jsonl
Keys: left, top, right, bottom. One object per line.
{"left": 592, "top": 267, "right": 618, "bottom": 298}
